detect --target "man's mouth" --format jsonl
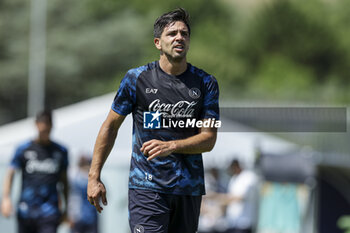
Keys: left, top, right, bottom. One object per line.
{"left": 173, "top": 44, "right": 184, "bottom": 52}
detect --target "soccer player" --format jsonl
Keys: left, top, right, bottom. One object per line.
{"left": 87, "top": 8, "right": 220, "bottom": 233}
{"left": 1, "top": 111, "right": 69, "bottom": 233}
{"left": 225, "top": 160, "right": 258, "bottom": 233}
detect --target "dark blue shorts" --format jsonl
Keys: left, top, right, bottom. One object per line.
{"left": 17, "top": 215, "right": 59, "bottom": 233}
{"left": 128, "top": 188, "right": 202, "bottom": 233}
{"left": 71, "top": 221, "right": 98, "bottom": 233}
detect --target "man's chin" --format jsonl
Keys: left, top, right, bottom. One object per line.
{"left": 166, "top": 53, "right": 186, "bottom": 62}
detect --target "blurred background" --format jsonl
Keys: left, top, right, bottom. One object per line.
{"left": 1, "top": 0, "right": 350, "bottom": 232}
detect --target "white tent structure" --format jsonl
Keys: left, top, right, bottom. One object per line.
{"left": 0, "top": 93, "right": 297, "bottom": 233}
{"left": 0, "top": 93, "right": 131, "bottom": 166}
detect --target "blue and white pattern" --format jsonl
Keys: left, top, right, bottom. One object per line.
{"left": 10, "top": 140, "right": 68, "bottom": 219}
{"left": 112, "top": 61, "right": 219, "bottom": 196}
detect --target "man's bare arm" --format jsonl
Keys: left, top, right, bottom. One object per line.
{"left": 89, "top": 110, "right": 125, "bottom": 178}
{"left": 1, "top": 168, "right": 15, "bottom": 217}
{"left": 87, "top": 110, "right": 125, "bottom": 213}
{"left": 141, "top": 119, "right": 217, "bottom": 161}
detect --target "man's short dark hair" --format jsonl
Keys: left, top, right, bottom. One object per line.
{"left": 230, "top": 159, "right": 241, "bottom": 169}
{"left": 35, "top": 110, "right": 52, "bottom": 125}
{"left": 154, "top": 8, "right": 191, "bottom": 38}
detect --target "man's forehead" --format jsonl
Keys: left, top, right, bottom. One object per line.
{"left": 164, "top": 21, "right": 189, "bottom": 32}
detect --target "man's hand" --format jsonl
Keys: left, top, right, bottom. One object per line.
{"left": 87, "top": 179, "right": 107, "bottom": 213}
{"left": 1, "top": 196, "right": 13, "bottom": 217}
{"left": 141, "top": 139, "right": 176, "bottom": 161}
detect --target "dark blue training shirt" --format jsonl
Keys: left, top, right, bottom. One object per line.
{"left": 10, "top": 140, "right": 68, "bottom": 219}
{"left": 112, "top": 61, "right": 219, "bottom": 196}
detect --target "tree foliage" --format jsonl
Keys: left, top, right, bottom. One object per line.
{"left": 0, "top": 0, "right": 349, "bottom": 124}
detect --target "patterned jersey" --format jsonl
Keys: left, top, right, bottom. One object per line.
{"left": 112, "top": 61, "right": 219, "bottom": 196}
{"left": 10, "top": 140, "right": 68, "bottom": 219}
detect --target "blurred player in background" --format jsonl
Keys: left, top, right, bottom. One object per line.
{"left": 225, "top": 159, "right": 258, "bottom": 233}
{"left": 68, "top": 155, "right": 98, "bottom": 233}
{"left": 199, "top": 167, "right": 229, "bottom": 233}
{"left": 208, "top": 160, "right": 258, "bottom": 233}
{"left": 87, "top": 7, "right": 220, "bottom": 233}
{"left": 1, "top": 110, "right": 69, "bottom": 233}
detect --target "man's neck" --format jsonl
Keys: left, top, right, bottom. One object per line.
{"left": 35, "top": 137, "right": 51, "bottom": 145}
{"left": 159, "top": 56, "right": 187, "bottom": 76}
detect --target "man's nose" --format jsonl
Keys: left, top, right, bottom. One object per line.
{"left": 175, "top": 32, "right": 184, "bottom": 41}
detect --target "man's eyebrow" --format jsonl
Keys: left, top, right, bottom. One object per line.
{"left": 166, "top": 28, "right": 189, "bottom": 33}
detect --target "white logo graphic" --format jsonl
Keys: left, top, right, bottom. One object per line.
{"left": 25, "top": 152, "right": 60, "bottom": 174}
{"left": 146, "top": 88, "right": 158, "bottom": 94}
{"left": 134, "top": 225, "right": 144, "bottom": 233}
{"left": 149, "top": 99, "right": 197, "bottom": 118}
{"left": 163, "top": 118, "right": 221, "bottom": 129}
{"left": 143, "top": 111, "right": 162, "bottom": 129}
{"left": 26, "top": 158, "right": 59, "bottom": 174}
{"left": 189, "top": 88, "right": 201, "bottom": 99}
{"left": 145, "top": 99, "right": 221, "bottom": 129}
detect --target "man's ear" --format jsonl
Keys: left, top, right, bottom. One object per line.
{"left": 154, "top": 37, "right": 161, "bottom": 50}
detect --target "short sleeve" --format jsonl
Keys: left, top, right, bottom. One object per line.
{"left": 201, "top": 75, "right": 220, "bottom": 120}
{"left": 111, "top": 71, "right": 137, "bottom": 116}
{"left": 10, "top": 146, "right": 25, "bottom": 169}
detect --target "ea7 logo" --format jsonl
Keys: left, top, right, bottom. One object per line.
{"left": 146, "top": 88, "right": 158, "bottom": 94}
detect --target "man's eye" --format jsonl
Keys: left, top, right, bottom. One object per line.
{"left": 181, "top": 32, "right": 189, "bottom": 37}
